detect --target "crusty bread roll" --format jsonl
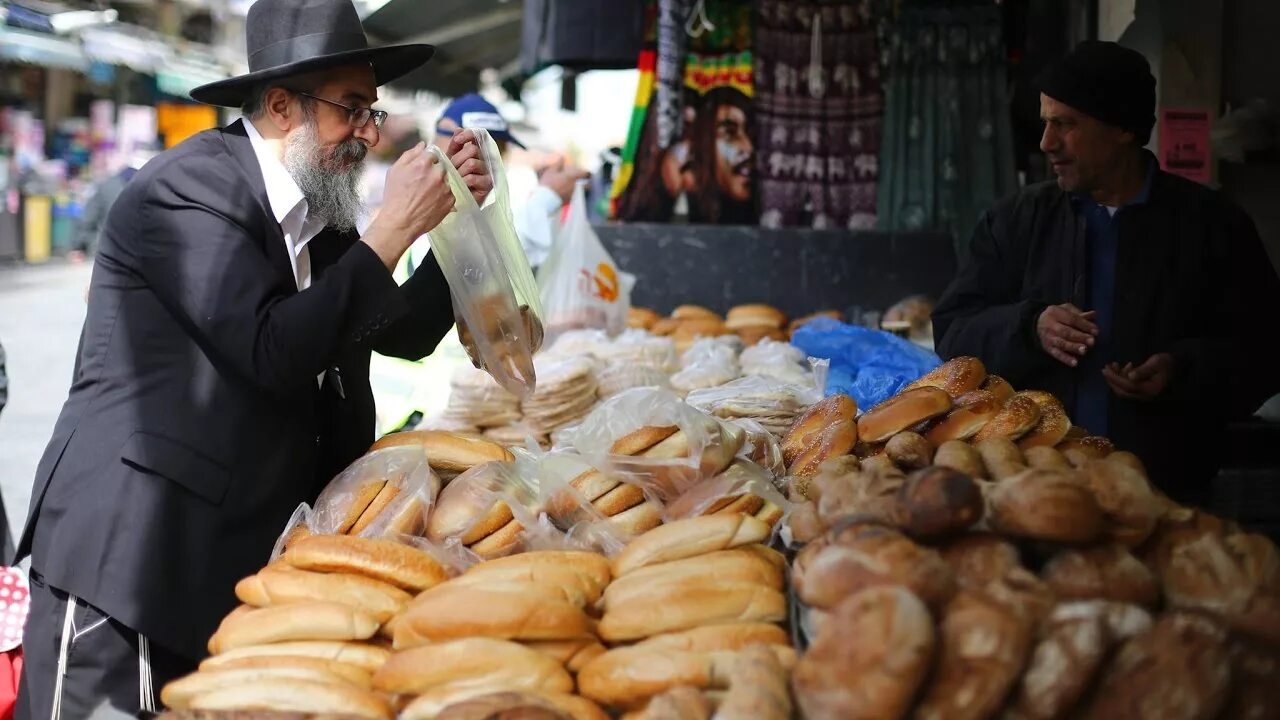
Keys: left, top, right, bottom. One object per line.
{"left": 895, "top": 465, "right": 984, "bottom": 538}
{"left": 187, "top": 678, "right": 393, "bottom": 720}
{"left": 934, "top": 440, "right": 986, "bottom": 479}
{"left": 461, "top": 550, "right": 611, "bottom": 602}
{"left": 374, "top": 637, "right": 573, "bottom": 695}
{"left": 792, "top": 586, "right": 935, "bottom": 720}
{"left": 283, "top": 534, "right": 449, "bottom": 593}
{"left": 409, "top": 689, "right": 609, "bottom": 720}
{"left": 1078, "top": 611, "right": 1231, "bottom": 720}
{"left": 1023, "top": 445, "right": 1072, "bottom": 470}
{"left": 725, "top": 303, "right": 787, "bottom": 330}
{"left": 940, "top": 533, "right": 1022, "bottom": 590}
{"left": 161, "top": 665, "right": 359, "bottom": 709}
{"left": 906, "top": 356, "right": 987, "bottom": 398}
{"left": 1057, "top": 436, "right": 1116, "bottom": 464}
{"left": 1082, "top": 458, "right": 1160, "bottom": 547}
{"left": 782, "top": 394, "right": 858, "bottom": 465}
{"left": 792, "top": 523, "right": 955, "bottom": 611}
{"left": 1042, "top": 544, "right": 1160, "bottom": 608}
{"left": 577, "top": 646, "right": 734, "bottom": 709}
{"left": 856, "top": 387, "right": 953, "bottom": 444}
{"left": 972, "top": 392, "right": 1043, "bottom": 443}
{"left": 1003, "top": 602, "right": 1113, "bottom": 720}
{"left": 206, "top": 602, "right": 379, "bottom": 655}
{"left": 368, "top": 430, "right": 514, "bottom": 472}
{"left": 924, "top": 389, "right": 1002, "bottom": 445}
{"left": 604, "top": 548, "right": 783, "bottom": 609}
{"left": 912, "top": 589, "right": 1035, "bottom": 720}
{"left": 634, "top": 623, "right": 790, "bottom": 655}
{"left": 192, "top": 654, "right": 372, "bottom": 687}
{"left": 627, "top": 307, "right": 662, "bottom": 331}
{"left": 393, "top": 583, "right": 594, "bottom": 648}
{"left": 975, "top": 436, "right": 1027, "bottom": 481}
{"left": 1161, "top": 530, "right": 1280, "bottom": 646}
{"left": 234, "top": 566, "right": 411, "bottom": 623}
{"left": 1222, "top": 637, "right": 1280, "bottom": 720}
{"left": 598, "top": 582, "right": 786, "bottom": 642}
{"left": 987, "top": 468, "right": 1104, "bottom": 543}
{"left": 885, "top": 431, "right": 934, "bottom": 470}
{"left": 611, "top": 513, "right": 770, "bottom": 577}
{"left": 199, "top": 640, "right": 390, "bottom": 672}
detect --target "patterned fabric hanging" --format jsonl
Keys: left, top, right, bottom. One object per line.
{"left": 754, "top": 0, "right": 885, "bottom": 230}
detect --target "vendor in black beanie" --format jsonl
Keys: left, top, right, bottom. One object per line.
{"left": 932, "top": 41, "right": 1280, "bottom": 508}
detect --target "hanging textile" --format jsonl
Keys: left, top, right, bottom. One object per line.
{"left": 755, "top": 0, "right": 885, "bottom": 230}
{"left": 875, "top": 1, "right": 1017, "bottom": 248}
{"left": 614, "top": 0, "right": 755, "bottom": 224}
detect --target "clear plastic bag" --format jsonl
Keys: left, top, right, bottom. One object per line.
{"left": 308, "top": 446, "right": 433, "bottom": 535}
{"left": 536, "top": 181, "right": 630, "bottom": 343}
{"left": 663, "top": 458, "right": 792, "bottom": 523}
{"left": 427, "top": 128, "right": 544, "bottom": 398}
{"left": 670, "top": 338, "right": 740, "bottom": 395}
{"left": 728, "top": 418, "right": 787, "bottom": 478}
{"left": 355, "top": 461, "right": 442, "bottom": 540}
{"left": 686, "top": 375, "right": 819, "bottom": 436}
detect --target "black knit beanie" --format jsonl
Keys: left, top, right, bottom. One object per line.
{"left": 1036, "top": 41, "right": 1157, "bottom": 146}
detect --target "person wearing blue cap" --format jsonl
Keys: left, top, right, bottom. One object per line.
{"left": 434, "top": 93, "right": 588, "bottom": 269}
{"left": 933, "top": 41, "right": 1280, "bottom": 508}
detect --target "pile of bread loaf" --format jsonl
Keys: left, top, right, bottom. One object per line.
{"left": 162, "top": 511, "right": 798, "bottom": 720}
{"left": 628, "top": 304, "right": 840, "bottom": 351}
{"left": 779, "top": 356, "right": 1280, "bottom": 720}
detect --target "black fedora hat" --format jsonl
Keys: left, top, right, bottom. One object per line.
{"left": 190, "top": 0, "right": 434, "bottom": 107}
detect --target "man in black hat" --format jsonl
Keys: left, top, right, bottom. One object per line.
{"left": 933, "top": 41, "right": 1280, "bottom": 506}
{"left": 12, "top": 1, "right": 490, "bottom": 717}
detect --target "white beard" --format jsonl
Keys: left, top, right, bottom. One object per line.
{"left": 283, "top": 116, "right": 367, "bottom": 232}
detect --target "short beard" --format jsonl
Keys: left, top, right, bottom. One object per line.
{"left": 283, "top": 110, "right": 367, "bottom": 232}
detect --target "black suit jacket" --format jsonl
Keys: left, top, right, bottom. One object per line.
{"left": 15, "top": 120, "right": 455, "bottom": 659}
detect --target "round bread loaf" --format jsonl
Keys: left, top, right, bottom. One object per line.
{"left": 671, "top": 304, "right": 721, "bottom": 322}
{"left": 987, "top": 468, "right": 1104, "bottom": 544}
{"left": 907, "top": 356, "right": 987, "bottom": 398}
{"left": 1003, "top": 602, "right": 1112, "bottom": 720}
{"left": 885, "top": 431, "right": 934, "bottom": 470}
{"left": 1078, "top": 611, "right": 1231, "bottom": 720}
{"left": 725, "top": 304, "right": 787, "bottom": 330}
{"left": 934, "top": 440, "right": 987, "bottom": 479}
{"left": 374, "top": 637, "right": 573, "bottom": 696}
{"left": 1023, "top": 445, "right": 1072, "bottom": 470}
{"left": 1016, "top": 390, "right": 1072, "bottom": 449}
{"left": 1082, "top": 458, "right": 1161, "bottom": 547}
{"left": 792, "top": 523, "right": 955, "bottom": 611}
{"left": 894, "top": 465, "right": 984, "bottom": 538}
{"left": 1042, "top": 544, "right": 1161, "bottom": 608}
{"left": 912, "top": 589, "right": 1036, "bottom": 720}
{"left": 857, "top": 388, "right": 953, "bottom": 444}
{"left": 792, "top": 586, "right": 935, "bottom": 720}
{"left": 1222, "top": 637, "right": 1280, "bottom": 720}
{"left": 975, "top": 436, "right": 1027, "bottom": 481}
{"left": 941, "top": 533, "right": 1023, "bottom": 590}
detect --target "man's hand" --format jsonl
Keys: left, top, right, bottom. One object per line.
{"left": 446, "top": 129, "right": 494, "bottom": 206}
{"left": 1037, "top": 303, "right": 1099, "bottom": 367}
{"left": 363, "top": 143, "right": 454, "bottom": 270}
{"left": 1103, "top": 353, "right": 1175, "bottom": 401}
{"left": 538, "top": 160, "right": 590, "bottom": 204}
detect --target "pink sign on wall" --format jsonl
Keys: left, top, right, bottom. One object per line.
{"left": 1158, "top": 108, "right": 1212, "bottom": 184}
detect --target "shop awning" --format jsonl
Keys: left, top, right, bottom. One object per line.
{"left": 156, "top": 55, "right": 229, "bottom": 99}
{"left": 0, "top": 25, "right": 87, "bottom": 71}
{"left": 361, "top": 0, "right": 523, "bottom": 97}
{"left": 79, "top": 25, "right": 169, "bottom": 74}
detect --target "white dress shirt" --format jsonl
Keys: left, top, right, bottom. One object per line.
{"left": 242, "top": 118, "right": 327, "bottom": 291}
{"left": 243, "top": 119, "right": 328, "bottom": 387}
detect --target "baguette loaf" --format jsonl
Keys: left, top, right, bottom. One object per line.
{"left": 193, "top": 655, "right": 372, "bottom": 687}
{"left": 634, "top": 623, "right": 790, "bottom": 654}
{"left": 283, "top": 535, "right": 449, "bottom": 592}
{"left": 467, "top": 517, "right": 525, "bottom": 558}
{"left": 406, "top": 689, "right": 609, "bottom": 720}
{"left": 603, "top": 547, "right": 783, "bottom": 609}
{"left": 199, "top": 640, "right": 390, "bottom": 672}
{"left": 608, "top": 501, "right": 664, "bottom": 536}
{"left": 234, "top": 567, "right": 411, "bottom": 623}
{"left": 987, "top": 468, "right": 1104, "bottom": 544}
{"left": 393, "top": 583, "right": 594, "bottom": 648}
{"left": 611, "top": 514, "right": 770, "bottom": 577}
{"left": 374, "top": 637, "right": 573, "bottom": 695}
{"left": 369, "top": 430, "right": 513, "bottom": 472}
{"left": 577, "top": 647, "right": 734, "bottom": 709}
{"left": 523, "top": 639, "right": 608, "bottom": 672}
{"left": 161, "top": 666, "right": 357, "bottom": 709}
{"left": 187, "top": 678, "right": 393, "bottom": 720}
{"left": 206, "top": 602, "right": 379, "bottom": 655}
{"left": 1042, "top": 544, "right": 1160, "bottom": 608}
{"left": 598, "top": 582, "right": 786, "bottom": 642}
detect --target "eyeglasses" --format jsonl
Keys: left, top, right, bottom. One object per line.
{"left": 296, "top": 92, "right": 388, "bottom": 129}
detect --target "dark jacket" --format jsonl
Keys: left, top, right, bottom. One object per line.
{"left": 15, "top": 120, "right": 455, "bottom": 660}
{"left": 933, "top": 164, "right": 1280, "bottom": 506}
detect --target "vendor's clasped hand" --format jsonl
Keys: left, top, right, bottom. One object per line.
{"left": 1037, "top": 303, "right": 1098, "bottom": 367}
{"left": 1103, "top": 353, "right": 1175, "bottom": 401}
{"left": 445, "top": 129, "right": 494, "bottom": 206}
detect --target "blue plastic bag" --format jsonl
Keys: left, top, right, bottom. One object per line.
{"left": 790, "top": 318, "right": 941, "bottom": 409}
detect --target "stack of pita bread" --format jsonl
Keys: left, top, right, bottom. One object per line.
{"left": 522, "top": 356, "right": 599, "bottom": 435}
{"left": 436, "top": 366, "right": 522, "bottom": 433}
